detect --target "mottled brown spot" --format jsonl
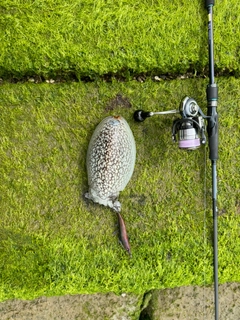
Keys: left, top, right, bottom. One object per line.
{"left": 105, "top": 93, "right": 132, "bottom": 111}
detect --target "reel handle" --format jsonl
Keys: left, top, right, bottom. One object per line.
{"left": 133, "top": 110, "right": 152, "bottom": 122}
{"left": 133, "top": 109, "right": 179, "bottom": 122}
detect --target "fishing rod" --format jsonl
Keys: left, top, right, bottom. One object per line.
{"left": 206, "top": 1, "right": 219, "bottom": 320}
{"left": 133, "top": 0, "right": 219, "bottom": 318}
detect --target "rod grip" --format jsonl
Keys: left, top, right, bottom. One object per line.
{"left": 207, "top": 108, "right": 218, "bottom": 160}
{"left": 205, "top": 0, "right": 215, "bottom": 7}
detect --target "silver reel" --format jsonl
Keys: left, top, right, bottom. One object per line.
{"left": 133, "top": 96, "right": 207, "bottom": 151}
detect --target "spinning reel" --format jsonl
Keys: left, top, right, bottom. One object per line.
{"left": 134, "top": 96, "right": 209, "bottom": 151}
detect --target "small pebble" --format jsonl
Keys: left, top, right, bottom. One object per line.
{"left": 154, "top": 75, "right": 162, "bottom": 81}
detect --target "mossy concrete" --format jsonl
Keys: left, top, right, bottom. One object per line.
{"left": 0, "top": 283, "right": 239, "bottom": 319}
{"left": 1, "top": 0, "right": 240, "bottom": 78}
{"left": 0, "top": 77, "right": 239, "bottom": 302}
{"left": 141, "top": 282, "right": 240, "bottom": 320}
{"left": 0, "top": 293, "right": 142, "bottom": 320}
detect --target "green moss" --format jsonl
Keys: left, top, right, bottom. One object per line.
{"left": 0, "top": 77, "right": 239, "bottom": 301}
{"left": 0, "top": 0, "right": 240, "bottom": 78}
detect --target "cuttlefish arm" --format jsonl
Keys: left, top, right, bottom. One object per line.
{"left": 116, "top": 211, "right": 132, "bottom": 257}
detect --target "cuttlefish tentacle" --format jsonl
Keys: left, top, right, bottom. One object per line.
{"left": 116, "top": 211, "right": 132, "bottom": 257}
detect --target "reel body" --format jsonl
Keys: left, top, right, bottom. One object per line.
{"left": 172, "top": 97, "right": 206, "bottom": 150}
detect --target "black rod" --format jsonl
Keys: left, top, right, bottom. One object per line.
{"left": 212, "top": 160, "right": 219, "bottom": 320}
{"left": 205, "top": 1, "right": 219, "bottom": 319}
{"left": 208, "top": 5, "right": 215, "bottom": 84}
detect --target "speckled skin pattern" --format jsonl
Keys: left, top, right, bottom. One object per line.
{"left": 85, "top": 116, "right": 136, "bottom": 212}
